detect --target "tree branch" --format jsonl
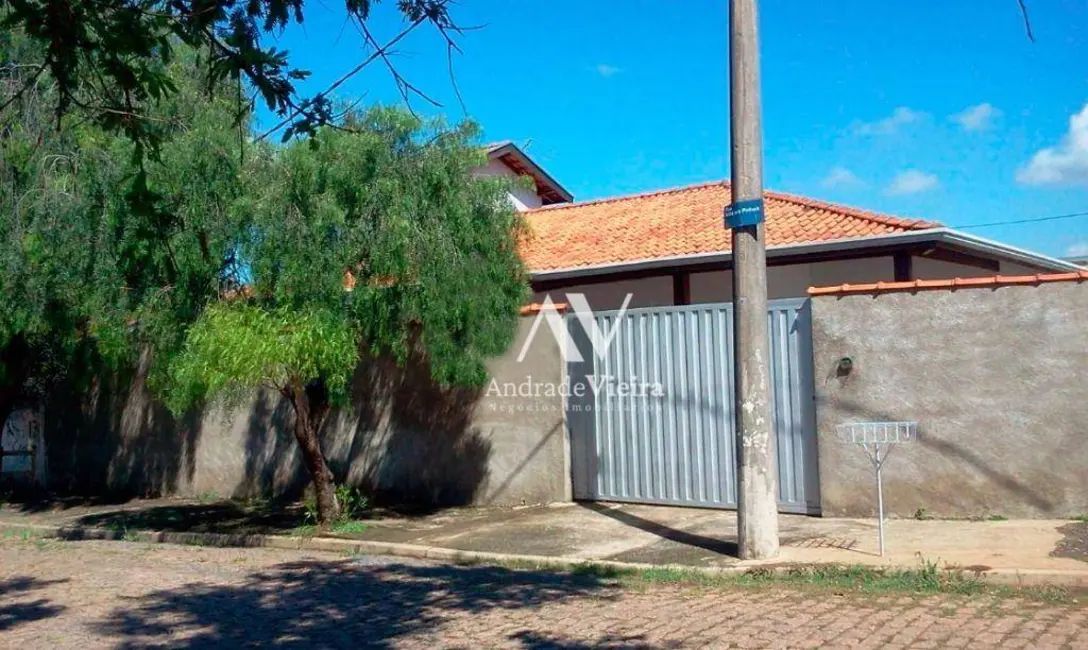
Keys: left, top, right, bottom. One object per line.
{"left": 256, "top": 16, "right": 430, "bottom": 141}
{"left": 354, "top": 17, "right": 443, "bottom": 117}
{"left": 1017, "top": 0, "right": 1036, "bottom": 42}
{"left": 0, "top": 63, "right": 46, "bottom": 115}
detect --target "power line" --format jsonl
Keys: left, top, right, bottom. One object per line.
{"left": 955, "top": 211, "right": 1088, "bottom": 230}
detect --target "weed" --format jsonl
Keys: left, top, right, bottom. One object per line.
{"left": 913, "top": 507, "right": 932, "bottom": 521}
{"left": 336, "top": 485, "right": 369, "bottom": 520}
{"left": 987, "top": 514, "right": 1009, "bottom": 522}
{"left": 103, "top": 518, "right": 129, "bottom": 533}
{"left": 1070, "top": 514, "right": 1088, "bottom": 523}
{"left": 302, "top": 484, "right": 370, "bottom": 531}
{"left": 195, "top": 491, "right": 220, "bottom": 504}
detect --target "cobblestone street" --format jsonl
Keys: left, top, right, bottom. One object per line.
{"left": 1, "top": 538, "right": 1085, "bottom": 649}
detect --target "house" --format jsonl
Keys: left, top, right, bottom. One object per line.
{"left": 481, "top": 143, "right": 1079, "bottom": 310}
{"left": 39, "top": 140, "right": 1085, "bottom": 520}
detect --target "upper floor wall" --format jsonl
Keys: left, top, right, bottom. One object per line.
{"left": 474, "top": 158, "right": 544, "bottom": 211}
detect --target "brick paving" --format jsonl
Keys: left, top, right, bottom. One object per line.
{"left": 0, "top": 538, "right": 1085, "bottom": 649}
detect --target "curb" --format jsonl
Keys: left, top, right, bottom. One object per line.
{"left": 2, "top": 520, "right": 1087, "bottom": 588}
{"left": 0, "top": 520, "right": 748, "bottom": 575}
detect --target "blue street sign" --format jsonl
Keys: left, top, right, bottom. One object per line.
{"left": 724, "top": 198, "right": 765, "bottom": 229}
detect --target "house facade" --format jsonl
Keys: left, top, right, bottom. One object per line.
{"left": 481, "top": 143, "right": 1078, "bottom": 310}
{"left": 30, "top": 140, "right": 1085, "bottom": 520}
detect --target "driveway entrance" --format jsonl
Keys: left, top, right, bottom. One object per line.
{"left": 565, "top": 299, "right": 820, "bottom": 514}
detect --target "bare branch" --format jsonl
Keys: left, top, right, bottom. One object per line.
{"left": 1017, "top": 0, "right": 1036, "bottom": 42}
{"left": 446, "top": 40, "right": 467, "bottom": 115}
{"left": 0, "top": 63, "right": 46, "bottom": 115}
{"left": 354, "top": 17, "right": 443, "bottom": 116}
{"left": 256, "top": 16, "right": 430, "bottom": 141}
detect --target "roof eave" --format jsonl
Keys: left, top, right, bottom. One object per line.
{"left": 527, "top": 228, "right": 1081, "bottom": 281}
{"left": 488, "top": 143, "right": 573, "bottom": 205}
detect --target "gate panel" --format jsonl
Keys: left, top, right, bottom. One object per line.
{"left": 567, "top": 299, "right": 819, "bottom": 514}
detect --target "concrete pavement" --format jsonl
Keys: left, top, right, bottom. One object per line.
{"left": 2, "top": 498, "right": 1085, "bottom": 582}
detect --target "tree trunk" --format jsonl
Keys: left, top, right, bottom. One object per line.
{"left": 285, "top": 378, "right": 339, "bottom": 525}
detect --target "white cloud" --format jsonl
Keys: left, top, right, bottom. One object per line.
{"left": 594, "top": 64, "right": 621, "bottom": 78}
{"left": 887, "top": 169, "right": 939, "bottom": 195}
{"left": 951, "top": 103, "right": 1001, "bottom": 132}
{"left": 854, "top": 107, "right": 926, "bottom": 136}
{"left": 1066, "top": 241, "right": 1088, "bottom": 259}
{"left": 1017, "top": 104, "right": 1088, "bottom": 186}
{"left": 821, "top": 166, "right": 864, "bottom": 189}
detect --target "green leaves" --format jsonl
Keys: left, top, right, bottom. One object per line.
{"left": 162, "top": 106, "right": 528, "bottom": 416}
{"left": 164, "top": 302, "right": 359, "bottom": 415}
{"left": 2, "top": 1, "right": 460, "bottom": 154}
{"left": 0, "top": 36, "right": 250, "bottom": 405}
{"left": 236, "top": 107, "right": 528, "bottom": 391}
{"left": 3, "top": 23, "right": 528, "bottom": 426}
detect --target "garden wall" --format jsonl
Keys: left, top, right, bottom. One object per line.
{"left": 44, "top": 317, "right": 570, "bottom": 507}
{"left": 811, "top": 278, "right": 1088, "bottom": 518}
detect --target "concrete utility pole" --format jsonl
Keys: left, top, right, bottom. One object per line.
{"left": 727, "top": 0, "right": 779, "bottom": 560}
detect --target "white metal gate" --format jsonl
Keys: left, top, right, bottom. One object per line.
{"left": 566, "top": 299, "right": 819, "bottom": 514}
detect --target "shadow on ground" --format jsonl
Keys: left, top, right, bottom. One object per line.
{"left": 0, "top": 576, "right": 68, "bottom": 632}
{"left": 510, "top": 631, "right": 657, "bottom": 649}
{"left": 3, "top": 492, "right": 140, "bottom": 515}
{"left": 578, "top": 502, "right": 739, "bottom": 557}
{"left": 47, "top": 499, "right": 441, "bottom": 537}
{"left": 70, "top": 501, "right": 308, "bottom": 535}
{"left": 96, "top": 558, "right": 627, "bottom": 649}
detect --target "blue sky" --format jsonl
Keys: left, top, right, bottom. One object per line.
{"left": 264, "top": 1, "right": 1088, "bottom": 258}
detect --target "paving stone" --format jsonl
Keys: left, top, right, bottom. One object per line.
{"left": 0, "top": 538, "right": 1084, "bottom": 649}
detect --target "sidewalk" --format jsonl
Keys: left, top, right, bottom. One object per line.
{"left": 2, "top": 498, "right": 1086, "bottom": 584}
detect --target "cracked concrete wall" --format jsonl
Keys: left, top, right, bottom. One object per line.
{"left": 811, "top": 282, "right": 1088, "bottom": 519}
{"left": 46, "top": 317, "right": 569, "bottom": 508}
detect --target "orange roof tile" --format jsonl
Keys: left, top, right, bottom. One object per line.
{"left": 519, "top": 302, "right": 569, "bottom": 315}
{"left": 808, "top": 271, "right": 1088, "bottom": 297}
{"left": 519, "top": 181, "right": 939, "bottom": 272}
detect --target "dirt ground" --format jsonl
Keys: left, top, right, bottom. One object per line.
{"left": 2, "top": 537, "right": 1086, "bottom": 649}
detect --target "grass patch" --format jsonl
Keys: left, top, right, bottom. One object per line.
{"left": 195, "top": 491, "right": 220, "bottom": 504}
{"left": 987, "top": 514, "right": 1009, "bottom": 522}
{"left": 477, "top": 557, "right": 1078, "bottom": 605}
{"left": 1071, "top": 514, "right": 1088, "bottom": 523}
{"left": 292, "top": 524, "right": 318, "bottom": 537}
{"left": 625, "top": 562, "right": 1077, "bottom": 604}
{"left": 1, "top": 528, "right": 34, "bottom": 542}
{"left": 331, "top": 520, "right": 368, "bottom": 535}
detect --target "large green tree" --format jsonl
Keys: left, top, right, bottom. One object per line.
{"left": 1, "top": 31, "right": 249, "bottom": 444}
{"left": 162, "top": 110, "right": 528, "bottom": 523}
{"left": 4, "top": 18, "right": 527, "bottom": 521}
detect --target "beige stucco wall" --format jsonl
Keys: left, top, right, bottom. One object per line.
{"left": 475, "top": 159, "right": 543, "bottom": 211}
{"left": 536, "top": 257, "right": 897, "bottom": 310}
{"left": 811, "top": 282, "right": 1088, "bottom": 519}
{"left": 533, "top": 276, "right": 674, "bottom": 310}
{"left": 45, "top": 318, "right": 569, "bottom": 507}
